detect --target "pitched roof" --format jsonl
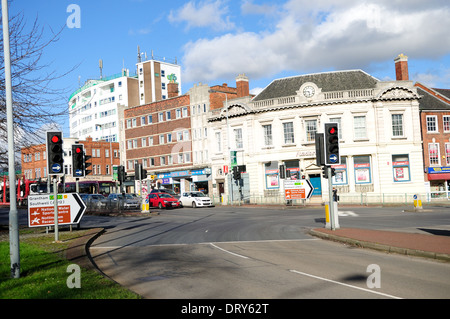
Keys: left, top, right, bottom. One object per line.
{"left": 417, "top": 87, "right": 450, "bottom": 110}
{"left": 253, "top": 70, "right": 379, "bottom": 101}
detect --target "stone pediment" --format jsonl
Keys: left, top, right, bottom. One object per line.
{"left": 377, "top": 87, "right": 418, "bottom": 101}
{"left": 220, "top": 103, "right": 252, "bottom": 117}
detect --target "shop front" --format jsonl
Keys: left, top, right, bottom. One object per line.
{"left": 427, "top": 167, "right": 450, "bottom": 199}
{"left": 156, "top": 168, "right": 212, "bottom": 194}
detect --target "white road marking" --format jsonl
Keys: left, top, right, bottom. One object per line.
{"left": 289, "top": 269, "right": 402, "bottom": 299}
{"left": 209, "top": 243, "right": 250, "bottom": 259}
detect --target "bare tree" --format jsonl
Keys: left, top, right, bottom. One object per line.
{"left": 0, "top": 4, "right": 76, "bottom": 169}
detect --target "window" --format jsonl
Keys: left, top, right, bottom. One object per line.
{"left": 128, "top": 160, "right": 134, "bottom": 170}
{"left": 426, "top": 116, "right": 437, "bottom": 132}
{"left": 305, "top": 119, "right": 317, "bottom": 142}
{"left": 446, "top": 143, "right": 450, "bottom": 165}
{"left": 354, "top": 155, "right": 371, "bottom": 184}
{"left": 141, "top": 116, "right": 146, "bottom": 125}
{"left": 166, "top": 111, "right": 171, "bottom": 120}
{"left": 183, "top": 130, "right": 190, "bottom": 140}
{"left": 132, "top": 118, "right": 137, "bottom": 127}
{"left": 177, "top": 131, "right": 183, "bottom": 141}
{"left": 185, "top": 153, "right": 191, "bottom": 163}
{"left": 329, "top": 117, "right": 342, "bottom": 139}
{"left": 392, "top": 154, "right": 410, "bottom": 182}
{"left": 392, "top": 114, "right": 404, "bottom": 137}
{"left": 176, "top": 109, "right": 181, "bottom": 119}
{"left": 158, "top": 112, "right": 164, "bottom": 122}
{"left": 283, "top": 122, "right": 295, "bottom": 144}
{"left": 215, "top": 132, "right": 222, "bottom": 152}
{"left": 234, "top": 128, "right": 243, "bottom": 149}
{"left": 354, "top": 116, "right": 367, "bottom": 139}
{"left": 105, "top": 149, "right": 109, "bottom": 158}
{"left": 148, "top": 115, "right": 153, "bottom": 124}
{"left": 132, "top": 139, "right": 137, "bottom": 148}
{"left": 168, "top": 155, "right": 173, "bottom": 165}
{"left": 265, "top": 161, "right": 279, "bottom": 189}
{"left": 444, "top": 116, "right": 450, "bottom": 132}
{"left": 142, "top": 138, "right": 147, "bottom": 147}
{"left": 126, "top": 119, "right": 132, "bottom": 128}
{"left": 127, "top": 140, "right": 132, "bottom": 149}
{"left": 429, "top": 143, "right": 440, "bottom": 165}
{"left": 332, "top": 157, "right": 347, "bottom": 185}
{"left": 149, "top": 136, "right": 153, "bottom": 146}
{"left": 167, "top": 133, "right": 172, "bottom": 143}
{"left": 182, "top": 107, "right": 188, "bottom": 117}
{"left": 263, "top": 124, "right": 273, "bottom": 146}
{"left": 178, "top": 154, "right": 184, "bottom": 164}
{"left": 159, "top": 135, "right": 165, "bottom": 144}
{"left": 106, "top": 165, "right": 110, "bottom": 175}
{"left": 160, "top": 156, "right": 166, "bottom": 166}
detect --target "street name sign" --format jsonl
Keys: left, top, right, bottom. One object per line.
{"left": 28, "top": 193, "right": 86, "bottom": 228}
{"left": 284, "top": 179, "right": 313, "bottom": 200}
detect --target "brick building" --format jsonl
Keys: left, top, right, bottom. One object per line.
{"left": 415, "top": 82, "right": 450, "bottom": 197}
{"left": 123, "top": 82, "right": 192, "bottom": 192}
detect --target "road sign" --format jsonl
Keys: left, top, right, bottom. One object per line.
{"left": 28, "top": 193, "right": 86, "bottom": 228}
{"left": 284, "top": 179, "right": 313, "bottom": 200}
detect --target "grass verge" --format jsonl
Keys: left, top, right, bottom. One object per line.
{"left": 0, "top": 227, "right": 141, "bottom": 299}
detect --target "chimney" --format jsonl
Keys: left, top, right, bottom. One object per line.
{"left": 167, "top": 82, "right": 179, "bottom": 98}
{"left": 394, "top": 53, "right": 409, "bottom": 81}
{"left": 236, "top": 73, "right": 249, "bottom": 98}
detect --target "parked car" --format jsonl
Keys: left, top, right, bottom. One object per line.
{"left": 150, "top": 188, "right": 180, "bottom": 199}
{"left": 107, "top": 193, "right": 140, "bottom": 209}
{"left": 80, "top": 194, "right": 108, "bottom": 210}
{"left": 147, "top": 192, "right": 181, "bottom": 209}
{"left": 179, "top": 191, "right": 213, "bottom": 208}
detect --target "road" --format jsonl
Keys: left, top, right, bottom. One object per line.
{"left": 86, "top": 205, "right": 450, "bottom": 299}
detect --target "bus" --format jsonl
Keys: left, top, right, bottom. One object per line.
{"left": 62, "top": 180, "right": 117, "bottom": 196}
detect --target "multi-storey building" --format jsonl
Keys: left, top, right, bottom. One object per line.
{"left": 415, "top": 82, "right": 450, "bottom": 198}
{"left": 123, "top": 81, "right": 192, "bottom": 193}
{"left": 207, "top": 55, "right": 426, "bottom": 203}
{"left": 69, "top": 53, "right": 182, "bottom": 170}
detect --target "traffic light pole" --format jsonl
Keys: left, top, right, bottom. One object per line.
{"left": 53, "top": 176, "right": 59, "bottom": 242}
{"left": 327, "top": 166, "right": 337, "bottom": 230}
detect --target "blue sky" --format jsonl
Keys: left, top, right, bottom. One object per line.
{"left": 8, "top": 0, "right": 450, "bottom": 136}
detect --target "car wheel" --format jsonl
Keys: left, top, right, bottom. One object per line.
{"left": 158, "top": 202, "right": 163, "bottom": 209}
{"left": 192, "top": 201, "right": 197, "bottom": 208}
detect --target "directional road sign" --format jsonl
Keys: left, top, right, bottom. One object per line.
{"left": 28, "top": 193, "right": 86, "bottom": 228}
{"left": 284, "top": 179, "right": 313, "bottom": 200}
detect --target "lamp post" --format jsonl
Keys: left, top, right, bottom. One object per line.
{"left": 209, "top": 89, "right": 232, "bottom": 204}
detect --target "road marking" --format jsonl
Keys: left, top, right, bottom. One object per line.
{"left": 338, "top": 211, "right": 358, "bottom": 216}
{"left": 289, "top": 269, "right": 402, "bottom": 299}
{"left": 209, "top": 243, "right": 250, "bottom": 259}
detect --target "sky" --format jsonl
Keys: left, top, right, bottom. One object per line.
{"left": 6, "top": 0, "right": 450, "bottom": 137}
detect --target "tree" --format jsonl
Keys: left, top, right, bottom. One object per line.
{"left": 0, "top": 3, "right": 75, "bottom": 169}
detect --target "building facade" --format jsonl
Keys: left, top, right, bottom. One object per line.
{"left": 415, "top": 82, "right": 450, "bottom": 198}
{"left": 207, "top": 57, "right": 426, "bottom": 204}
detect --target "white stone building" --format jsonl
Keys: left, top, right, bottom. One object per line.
{"left": 207, "top": 69, "right": 426, "bottom": 204}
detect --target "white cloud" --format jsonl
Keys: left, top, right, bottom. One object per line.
{"left": 168, "top": 0, "right": 235, "bottom": 32}
{"left": 181, "top": 0, "right": 450, "bottom": 84}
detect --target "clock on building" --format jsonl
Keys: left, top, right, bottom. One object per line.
{"left": 303, "top": 86, "right": 315, "bottom": 98}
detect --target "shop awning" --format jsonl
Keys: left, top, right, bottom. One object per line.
{"left": 427, "top": 173, "right": 450, "bottom": 180}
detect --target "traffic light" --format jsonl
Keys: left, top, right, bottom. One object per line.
{"left": 117, "top": 165, "right": 126, "bottom": 184}
{"left": 134, "top": 163, "right": 147, "bottom": 180}
{"left": 46, "top": 131, "right": 64, "bottom": 176}
{"left": 84, "top": 153, "right": 92, "bottom": 176}
{"left": 72, "top": 144, "right": 85, "bottom": 177}
{"left": 279, "top": 165, "right": 286, "bottom": 179}
{"left": 324, "top": 123, "right": 340, "bottom": 165}
{"left": 232, "top": 166, "right": 241, "bottom": 180}
{"left": 322, "top": 166, "right": 336, "bottom": 179}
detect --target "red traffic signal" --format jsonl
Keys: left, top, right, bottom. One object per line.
{"left": 51, "top": 135, "right": 60, "bottom": 143}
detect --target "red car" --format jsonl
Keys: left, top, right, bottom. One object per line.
{"left": 147, "top": 193, "right": 181, "bottom": 209}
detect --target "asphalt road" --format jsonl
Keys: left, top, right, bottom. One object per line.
{"left": 86, "top": 205, "right": 450, "bottom": 299}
